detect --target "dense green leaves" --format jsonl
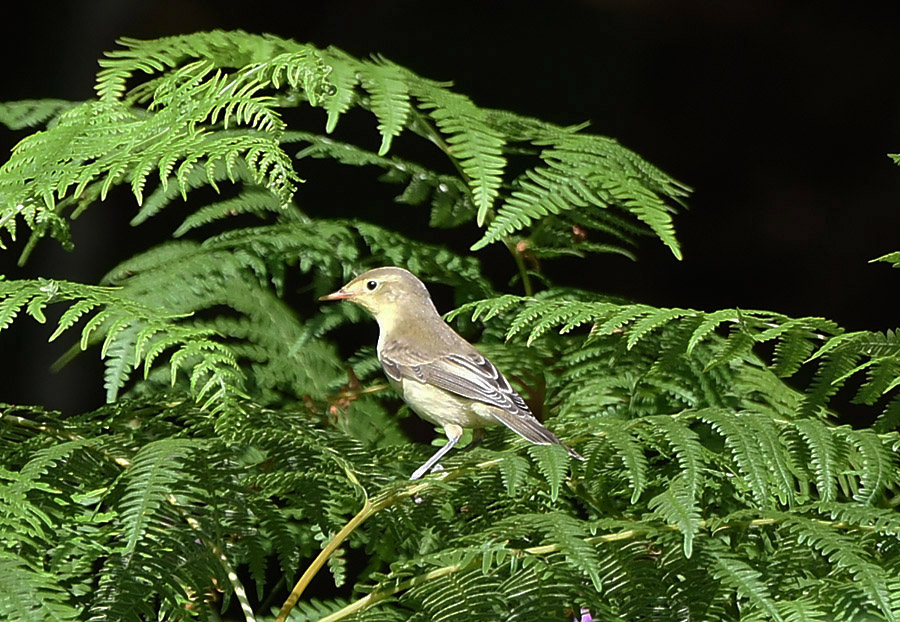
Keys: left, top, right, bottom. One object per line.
{"left": 1, "top": 30, "right": 900, "bottom": 622}
{"left": 0, "top": 31, "right": 687, "bottom": 264}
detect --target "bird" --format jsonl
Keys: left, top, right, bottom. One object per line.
{"left": 319, "top": 266, "right": 583, "bottom": 479}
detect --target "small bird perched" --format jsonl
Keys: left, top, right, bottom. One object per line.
{"left": 320, "top": 266, "right": 582, "bottom": 479}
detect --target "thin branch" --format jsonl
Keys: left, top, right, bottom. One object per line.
{"left": 316, "top": 513, "right": 883, "bottom": 622}
{"left": 214, "top": 543, "right": 256, "bottom": 622}
{"left": 505, "top": 238, "right": 534, "bottom": 296}
{"left": 274, "top": 457, "right": 504, "bottom": 622}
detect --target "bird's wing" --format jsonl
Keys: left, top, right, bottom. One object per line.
{"left": 380, "top": 339, "right": 582, "bottom": 457}
{"left": 379, "top": 341, "right": 532, "bottom": 417}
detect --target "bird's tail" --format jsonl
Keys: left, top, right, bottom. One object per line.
{"left": 496, "top": 412, "right": 584, "bottom": 460}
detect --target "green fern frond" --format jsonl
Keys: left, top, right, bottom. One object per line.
{"left": 771, "top": 598, "right": 829, "bottom": 622}
{"left": 413, "top": 86, "right": 506, "bottom": 225}
{"left": 115, "top": 438, "right": 197, "bottom": 562}
{"left": 699, "top": 409, "right": 782, "bottom": 507}
{"left": 360, "top": 60, "right": 412, "bottom": 156}
{"left": 103, "top": 323, "right": 139, "bottom": 402}
{"left": 845, "top": 428, "right": 893, "bottom": 504}
{"left": 0, "top": 98, "right": 301, "bottom": 239}
{"left": 648, "top": 475, "right": 702, "bottom": 557}
{"left": 792, "top": 420, "right": 839, "bottom": 503}
{"left": 406, "top": 568, "right": 505, "bottom": 622}
{"left": 0, "top": 279, "right": 246, "bottom": 412}
{"left": 497, "top": 454, "right": 530, "bottom": 497}
{"left": 173, "top": 186, "right": 294, "bottom": 236}
{"left": 473, "top": 163, "right": 608, "bottom": 249}
{"left": 643, "top": 415, "right": 706, "bottom": 496}
{"left": 526, "top": 444, "right": 572, "bottom": 503}
{"left": 320, "top": 48, "right": 361, "bottom": 133}
{"left": 0, "top": 100, "right": 78, "bottom": 130}
{"left": 772, "top": 328, "right": 819, "bottom": 377}
{"left": 0, "top": 552, "right": 80, "bottom": 622}
{"left": 602, "top": 424, "right": 649, "bottom": 503}
{"left": 94, "top": 30, "right": 323, "bottom": 101}
{"left": 875, "top": 393, "right": 900, "bottom": 432}
{"left": 710, "top": 547, "right": 784, "bottom": 622}
{"left": 474, "top": 133, "right": 690, "bottom": 257}
{"left": 871, "top": 249, "right": 900, "bottom": 268}
{"left": 528, "top": 512, "right": 603, "bottom": 591}
{"left": 0, "top": 467, "right": 54, "bottom": 544}
{"left": 131, "top": 158, "right": 256, "bottom": 226}
{"left": 786, "top": 516, "right": 898, "bottom": 621}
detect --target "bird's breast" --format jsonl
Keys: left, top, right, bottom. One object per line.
{"left": 392, "top": 377, "right": 498, "bottom": 429}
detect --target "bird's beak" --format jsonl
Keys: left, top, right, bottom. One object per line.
{"left": 319, "top": 288, "right": 355, "bottom": 301}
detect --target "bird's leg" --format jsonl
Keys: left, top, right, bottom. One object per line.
{"left": 410, "top": 424, "right": 463, "bottom": 480}
{"left": 460, "top": 427, "right": 485, "bottom": 452}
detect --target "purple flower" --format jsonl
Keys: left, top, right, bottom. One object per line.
{"left": 573, "top": 608, "right": 592, "bottom": 622}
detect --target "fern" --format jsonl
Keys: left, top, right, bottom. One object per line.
{"left": 0, "top": 99, "right": 78, "bottom": 130}
{"left": 2, "top": 30, "right": 900, "bottom": 622}
{"left": 360, "top": 60, "right": 412, "bottom": 156}
{"left": 474, "top": 133, "right": 690, "bottom": 258}
{"left": 786, "top": 516, "right": 897, "bottom": 621}
{"left": 648, "top": 475, "right": 702, "bottom": 558}
{"left": 0, "top": 552, "right": 80, "bottom": 622}
{"left": 413, "top": 87, "right": 507, "bottom": 226}
{"left": 526, "top": 444, "right": 572, "bottom": 503}
{"left": 0, "top": 279, "right": 246, "bottom": 412}
{"left": 709, "top": 547, "right": 784, "bottom": 621}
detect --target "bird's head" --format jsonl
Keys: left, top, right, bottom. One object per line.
{"left": 319, "top": 266, "right": 435, "bottom": 323}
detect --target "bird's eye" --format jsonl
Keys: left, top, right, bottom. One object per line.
{"left": 365, "top": 280, "right": 378, "bottom": 291}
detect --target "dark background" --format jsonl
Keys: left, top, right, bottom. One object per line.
{"left": 2, "top": 1, "right": 899, "bottom": 415}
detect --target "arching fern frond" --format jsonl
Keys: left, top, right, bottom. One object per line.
{"left": 94, "top": 30, "right": 331, "bottom": 102}
{"left": 0, "top": 552, "right": 80, "bottom": 622}
{"left": 0, "top": 279, "right": 246, "bottom": 413}
{"left": 3, "top": 29, "right": 899, "bottom": 622}
{"left": 2, "top": 31, "right": 688, "bottom": 266}
{"left": 412, "top": 86, "right": 506, "bottom": 226}
{"left": 473, "top": 133, "right": 690, "bottom": 258}
{"left": 449, "top": 295, "right": 842, "bottom": 382}
{"left": 0, "top": 99, "right": 79, "bottom": 130}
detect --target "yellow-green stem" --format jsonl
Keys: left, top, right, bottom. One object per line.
{"left": 314, "top": 513, "right": 877, "bottom": 622}
{"left": 505, "top": 239, "right": 533, "bottom": 296}
{"left": 274, "top": 458, "right": 503, "bottom": 622}
{"left": 274, "top": 498, "right": 375, "bottom": 622}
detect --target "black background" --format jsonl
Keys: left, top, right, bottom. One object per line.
{"left": 2, "top": 1, "right": 900, "bottom": 416}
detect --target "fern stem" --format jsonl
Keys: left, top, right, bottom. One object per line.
{"left": 0, "top": 411, "right": 132, "bottom": 467}
{"left": 0, "top": 412, "right": 79, "bottom": 441}
{"left": 318, "top": 524, "right": 655, "bottom": 622}
{"left": 505, "top": 239, "right": 534, "bottom": 296}
{"left": 274, "top": 457, "right": 504, "bottom": 622}
{"left": 316, "top": 563, "right": 467, "bottom": 622}
{"left": 406, "top": 107, "right": 468, "bottom": 182}
{"left": 214, "top": 545, "right": 256, "bottom": 622}
{"left": 275, "top": 498, "right": 376, "bottom": 622}
{"left": 317, "top": 511, "right": 883, "bottom": 621}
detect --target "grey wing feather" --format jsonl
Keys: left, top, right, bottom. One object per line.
{"left": 379, "top": 340, "right": 584, "bottom": 460}
{"left": 381, "top": 343, "right": 529, "bottom": 416}
{"left": 425, "top": 352, "right": 533, "bottom": 416}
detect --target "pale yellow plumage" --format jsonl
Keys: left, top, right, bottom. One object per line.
{"left": 320, "top": 266, "right": 582, "bottom": 479}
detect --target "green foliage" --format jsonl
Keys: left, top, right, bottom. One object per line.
{"left": 0, "top": 30, "right": 685, "bottom": 264}
{"left": 2, "top": 30, "right": 900, "bottom": 622}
